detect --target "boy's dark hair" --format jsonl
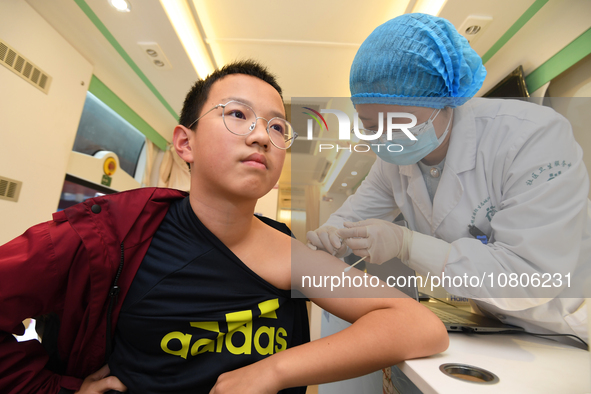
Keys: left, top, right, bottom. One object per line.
{"left": 179, "top": 60, "right": 283, "bottom": 130}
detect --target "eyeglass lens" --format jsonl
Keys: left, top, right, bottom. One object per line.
{"left": 222, "top": 101, "right": 295, "bottom": 149}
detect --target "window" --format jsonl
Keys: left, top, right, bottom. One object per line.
{"left": 73, "top": 92, "right": 146, "bottom": 179}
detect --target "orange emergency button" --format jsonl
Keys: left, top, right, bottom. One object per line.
{"left": 104, "top": 157, "right": 117, "bottom": 176}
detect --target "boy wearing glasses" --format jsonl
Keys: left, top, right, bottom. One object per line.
{"left": 0, "top": 61, "right": 448, "bottom": 394}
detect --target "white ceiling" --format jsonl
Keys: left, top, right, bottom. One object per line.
{"left": 24, "top": 0, "right": 591, "bottom": 207}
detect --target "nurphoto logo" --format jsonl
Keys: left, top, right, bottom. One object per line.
{"left": 304, "top": 109, "right": 418, "bottom": 153}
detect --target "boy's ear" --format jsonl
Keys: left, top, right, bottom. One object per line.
{"left": 173, "top": 125, "right": 194, "bottom": 165}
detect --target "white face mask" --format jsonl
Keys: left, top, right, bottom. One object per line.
{"left": 380, "top": 109, "right": 439, "bottom": 142}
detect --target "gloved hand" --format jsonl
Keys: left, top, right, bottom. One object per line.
{"left": 337, "top": 219, "right": 413, "bottom": 265}
{"left": 306, "top": 225, "right": 349, "bottom": 257}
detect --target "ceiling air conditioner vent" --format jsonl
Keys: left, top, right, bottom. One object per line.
{"left": 0, "top": 38, "right": 52, "bottom": 94}
{"left": 0, "top": 176, "right": 22, "bottom": 203}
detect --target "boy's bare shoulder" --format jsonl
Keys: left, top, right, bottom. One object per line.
{"left": 258, "top": 222, "right": 292, "bottom": 255}
{"left": 258, "top": 222, "right": 314, "bottom": 257}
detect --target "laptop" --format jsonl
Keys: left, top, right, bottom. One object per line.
{"left": 349, "top": 253, "right": 524, "bottom": 333}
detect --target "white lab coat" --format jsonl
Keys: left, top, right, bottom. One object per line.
{"left": 324, "top": 98, "right": 590, "bottom": 340}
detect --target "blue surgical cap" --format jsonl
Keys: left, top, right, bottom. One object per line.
{"left": 350, "top": 13, "right": 486, "bottom": 108}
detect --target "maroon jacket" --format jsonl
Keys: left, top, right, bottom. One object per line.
{"left": 0, "top": 187, "right": 187, "bottom": 393}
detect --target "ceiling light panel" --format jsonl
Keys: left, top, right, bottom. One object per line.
{"left": 412, "top": 0, "right": 447, "bottom": 16}
{"left": 159, "top": 0, "right": 214, "bottom": 79}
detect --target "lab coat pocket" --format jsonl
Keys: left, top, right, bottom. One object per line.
{"left": 564, "top": 300, "right": 588, "bottom": 339}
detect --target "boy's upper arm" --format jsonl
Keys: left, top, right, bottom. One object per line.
{"left": 310, "top": 295, "right": 414, "bottom": 325}
{"left": 290, "top": 239, "right": 412, "bottom": 323}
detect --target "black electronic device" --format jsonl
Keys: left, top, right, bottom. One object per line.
{"left": 483, "top": 65, "right": 530, "bottom": 98}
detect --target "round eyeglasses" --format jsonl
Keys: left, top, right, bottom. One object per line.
{"left": 188, "top": 100, "right": 298, "bottom": 149}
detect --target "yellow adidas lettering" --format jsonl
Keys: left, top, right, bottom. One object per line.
{"left": 160, "top": 298, "right": 288, "bottom": 359}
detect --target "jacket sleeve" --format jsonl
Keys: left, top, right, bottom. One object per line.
{"left": 0, "top": 219, "right": 83, "bottom": 393}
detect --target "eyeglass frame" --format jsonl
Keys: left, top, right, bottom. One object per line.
{"left": 187, "top": 100, "right": 298, "bottom": 150}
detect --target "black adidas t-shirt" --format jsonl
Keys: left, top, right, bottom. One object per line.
{"left": 109, "top": 197, "right": 309, "bottom": 393}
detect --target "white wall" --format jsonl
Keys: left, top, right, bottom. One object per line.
{"left": 319, "top": 192, "right": 349, "bottom": 227}
{"left": 547, "top": 54, "right": 591, "bottom": 98}
{"left": 254, "top": 187, "right": 278, "bottom": 220}
{"left": 0, "top": 0, "right": 92, "bottom": 244}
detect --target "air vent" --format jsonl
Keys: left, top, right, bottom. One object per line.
{"left": 0, "top": 176, "right": 22, "bottom": 203}
{"left": 138, "top": 42, "right": 173, "bottom": 70}
{"left": 458, "top": 16, "right": 493, "bottom": 45}
{"left": 0, "top": 39, "right": 52, "bottom": 94}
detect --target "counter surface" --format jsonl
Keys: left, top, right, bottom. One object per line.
{"left": 397, "top": 331, "right": 590, "bottom": 393}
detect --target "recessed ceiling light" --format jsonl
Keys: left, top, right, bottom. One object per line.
{"left": 351, "top": 171, "right": 358, "bottom": 176}
{"left": 341, "top": 183, "right": 348, "bottom": 187}
{"left": 109, "top": 0, "right": 131, "bottom": 13}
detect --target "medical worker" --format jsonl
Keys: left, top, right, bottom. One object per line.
{"left": 307, "top": 13, "right": 590, "bottom": 342}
